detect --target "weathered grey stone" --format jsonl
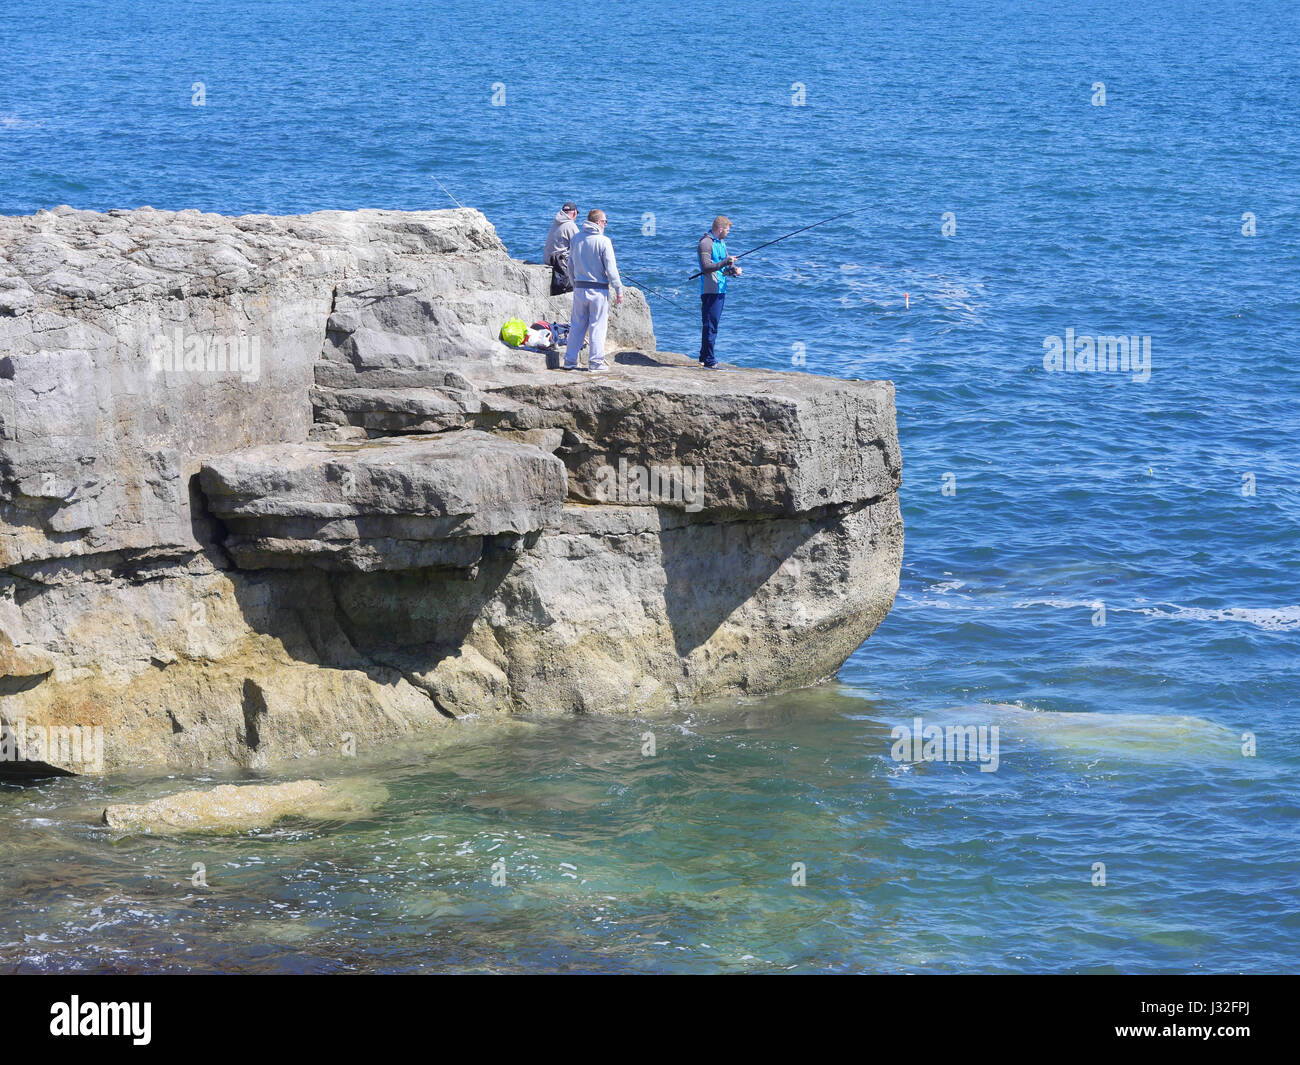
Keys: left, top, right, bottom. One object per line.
{"left": 319, "top": 267, "right": 653, "bottom": 373}
{"left": 309, "top": 384, "right": 482, "bottom": 433}
{"left": 199, "top": 432, "right": 565, "bottom": 571}
{"left": 0, "top": 206, "right": 648, "bottom": 568}
{"left": 312, "top": 362, "right": 476, "bottom": 392}
{"left": 334, "top": 497, "right": 903, "bottom": 716}
{"left": 461, "top": 357, "right": 900, "bottom": 515}
{"left": 0, "top": 205, "right": 902, "bottom": 776}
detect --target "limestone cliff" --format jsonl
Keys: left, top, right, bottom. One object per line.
{"left": 0, "top": 206, "right": 902, "bottom": 775}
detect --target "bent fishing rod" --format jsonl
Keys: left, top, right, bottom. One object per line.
{"left": 687, "top": 207, "right": 868, "bottom": 280}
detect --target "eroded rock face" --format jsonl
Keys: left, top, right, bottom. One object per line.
{"left": 466, "top": 361, "right": 900, "bottom": 515}
{"left": 0, "top": 206, "right": 902, "bottom": 776}
{"left": 199, "top": 432, "right": 565, "bottom": 571}
{"left": 332, "top": 499, "right": 903, "bottom": 716}
{"left": 0, "top": 205, "right": 650, "bottom": 569}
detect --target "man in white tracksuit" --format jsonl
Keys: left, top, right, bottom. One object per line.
{"left": 564, "top": 209, "right": 624, "bottom": 372}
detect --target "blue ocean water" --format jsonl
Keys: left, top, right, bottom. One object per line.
{"left": 0, "top": 0, "right": 1296, "bottom": 973}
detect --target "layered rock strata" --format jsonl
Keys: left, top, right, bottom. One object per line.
{"left": 0, "top": 206, "right": 902, "bottom": 775}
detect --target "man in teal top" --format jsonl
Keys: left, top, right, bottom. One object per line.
{"left": 697, "top": 215, "right": 740, "bottom": 367}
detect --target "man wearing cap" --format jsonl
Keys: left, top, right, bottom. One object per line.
{"left": 544, "top": 202, "right": 580, "bottom": 295}
{"left": 564, "top": 209, "right": 624, "bottom": 373}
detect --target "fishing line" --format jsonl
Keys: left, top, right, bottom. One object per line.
{"left": 620, "top": 275, "right": 683, "bottom": 309}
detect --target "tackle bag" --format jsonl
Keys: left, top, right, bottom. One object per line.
{"left": 499, "top": 318, "right": 527, "bottom": 347}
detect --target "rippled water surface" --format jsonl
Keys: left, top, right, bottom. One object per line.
{"left": 3, "top": 694, "right": 1293, "bottom": 973}
{"left": 0, "top": 0, "right": 1296, "bottom": 972}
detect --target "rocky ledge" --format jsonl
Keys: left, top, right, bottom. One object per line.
{"left": 101, "top": 779, "right": 386, "bottom": 834}
{"left": 0, "top": 206, "right": 902, "bottom": 776}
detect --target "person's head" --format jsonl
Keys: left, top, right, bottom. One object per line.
{"left": 562, "top": 201, "right": 578, "bottom": 219}
{"left": 587, "top": 209, "right": 607, "bottom": 229}
{"left": 712, "top": 215, "right": 731, "bottom": 238}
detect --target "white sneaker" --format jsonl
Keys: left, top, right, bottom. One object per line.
{"left": 589, "top": 364, "right": 611, "bottom": 373}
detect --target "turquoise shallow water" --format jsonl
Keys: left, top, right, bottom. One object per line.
{"left": 1, "top": 0, "right": 1297, "bottom": 972}
{"left": 0, "top": 693, "right": 1293, "bottom": 973}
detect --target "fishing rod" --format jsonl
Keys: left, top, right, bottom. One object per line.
{"left": 687, "top": 207, "right": 868, "bottom": 280}
{"left": 619, "top": 274, "right": 684, "bottom": 309}
{"left": 431, "top": 175, "right": 464, "bottom": 208}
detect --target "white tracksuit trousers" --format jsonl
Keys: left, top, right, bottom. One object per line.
{"left": 566, "top": 286, "right": 610, "bottom": 369}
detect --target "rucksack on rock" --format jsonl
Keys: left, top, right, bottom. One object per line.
{"left": 499, "top": 318, "right": 527, "bottom": 346}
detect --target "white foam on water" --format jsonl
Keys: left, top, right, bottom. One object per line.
{"left": 1135, "top": 603, "right": 1300, "bottom": 632}
{"left": 1014, "top": 596, "right": 1099, "bottom": 611}
{"left": 1017, "top": 597, "right": 1300, "bottom": 632}
{"left": 897, "top": 584, "right": 994, "bottom": 611}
